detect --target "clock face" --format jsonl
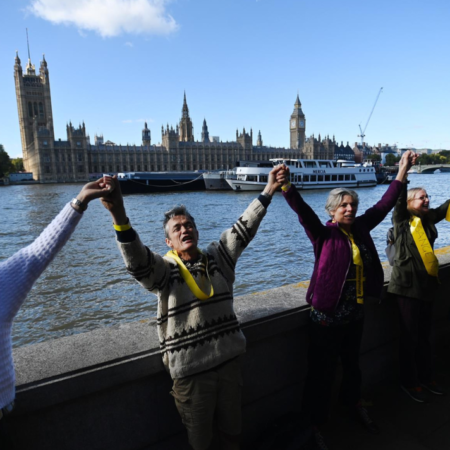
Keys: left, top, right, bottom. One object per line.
{"left": 291, "top": 119, "right": 296, "bottom": 128}
{"left": 299, "top": 120, "right": 305, "bottom": 128}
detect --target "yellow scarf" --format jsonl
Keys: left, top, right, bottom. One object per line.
{"left": 409, "top": 216, "right": 439, "bottom": 277}
{"left": 339, "top": 228, "right": 365, "bottom": 304}
{"left": 165, "top": 249, "right": 214, "bottom": 300}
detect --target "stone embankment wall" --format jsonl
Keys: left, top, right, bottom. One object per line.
{"left": 8, "top": 250, "right": 450, "bottom": 450}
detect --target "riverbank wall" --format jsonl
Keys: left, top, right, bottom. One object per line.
{"left": 8, "top": 249, "right": 450, "bottom": 450}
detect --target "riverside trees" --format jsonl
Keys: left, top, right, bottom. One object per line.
{"left": 0, "top": 145, "right": 23, "bottom": 177}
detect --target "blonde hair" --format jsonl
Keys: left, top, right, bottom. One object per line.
{"left": 407, "top": 187, "right": 428, "bottom": 217}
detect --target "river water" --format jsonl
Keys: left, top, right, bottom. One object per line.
{"left": 2, "top": 173, "right": 450, "bottom": 348}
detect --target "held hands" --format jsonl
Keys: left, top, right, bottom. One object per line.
{"left": 263, "top": 164, "right": 289, "bottom": 196}
{"left": 74, "top": 177, "right": 115, "bottom": 210}
{"left": 99, "top": 175, "right": 128, "bottom": 225}
{"left": 399, "top": 150, "right": 417, "bottom": 170}
{"left": 276, "top": 164, "right": 290, "bottom": 187}
{"left": 396, "top": 150, "right": 418, "bottom": 181}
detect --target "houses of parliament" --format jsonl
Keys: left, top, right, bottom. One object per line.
{"left": 14, "top": 52, "right": 355, "bottom": 183}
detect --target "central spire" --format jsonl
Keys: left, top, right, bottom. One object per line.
{"left": 179, "top": 92, "right": 194, "bottom": 142}
{"left": 182, "top": 91, "right": 190, "bottom": 118}
{"left": 25, "top": 28, "right": 35, "bottom": 75}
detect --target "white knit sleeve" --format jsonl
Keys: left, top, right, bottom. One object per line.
{"left": 0, "top": 203, "right": 83, "bottom": 323}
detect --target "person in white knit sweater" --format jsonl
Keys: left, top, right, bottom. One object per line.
{"left": 0, "top": 178, "right": 113, "bottom": 449}
{"left": 101, "top": 166, "right": 287, "bottom": 450}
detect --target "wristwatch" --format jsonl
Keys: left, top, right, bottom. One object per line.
{"left": 71, "top": 198, "right": 87, "bottom": 211}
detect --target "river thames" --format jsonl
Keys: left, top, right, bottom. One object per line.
{"left": 2, "top": 173, "right": 450, "bottom": 348}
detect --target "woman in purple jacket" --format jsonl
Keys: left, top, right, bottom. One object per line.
{"left": 279, "top": 151, "right": 415, "bottom": 449}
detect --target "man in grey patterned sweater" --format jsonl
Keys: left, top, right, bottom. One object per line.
{"left": 101, "top": 165, "right": 286, "bottom": 450}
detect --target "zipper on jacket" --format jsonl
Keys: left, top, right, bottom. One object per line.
{"left": 334, "top": 238, "right": 352, "bottom": 312}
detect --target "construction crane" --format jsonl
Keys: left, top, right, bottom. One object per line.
{"left": 358, "top": 87, "right": 383, "bottom": 145}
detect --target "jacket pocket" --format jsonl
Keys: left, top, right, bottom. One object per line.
{"left": 392, "top": 257, "right": 412, "bottom": 288}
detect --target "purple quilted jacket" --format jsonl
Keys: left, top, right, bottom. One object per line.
{"left": 283, "top": 180, "right": 403, "bottom": 313}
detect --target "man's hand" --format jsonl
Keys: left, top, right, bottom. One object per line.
{"left": 99, "top": 175, "right": 128, "bottom": 225}
{"left": 262, "top": 164, "right": 288, "bottom": 197}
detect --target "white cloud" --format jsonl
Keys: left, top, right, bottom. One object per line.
{"left": 28, "top": 0, "right": 178, "bottom": 38}
{"left": 124, "top": 41, "right": 133, "bottom": 47}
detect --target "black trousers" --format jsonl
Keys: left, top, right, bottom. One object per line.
{"left": 0, "top": 416, "right": 15, "bottom": 449}
{"left": 397, "top": 295, "right": 434, "bottom": 387}
{"left": 302, "top": 318, "right": 364, "bottom": 426}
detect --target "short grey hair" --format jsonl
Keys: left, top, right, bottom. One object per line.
{"left": 325, "top": 188, "right": 359, "bottom": 217}
{"left": 163, "top": 205, "right": 197, "bottom": 238}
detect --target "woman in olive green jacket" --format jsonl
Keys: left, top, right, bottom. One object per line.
{"left": 388, "top": 183, "right": 450, "bottom": 403}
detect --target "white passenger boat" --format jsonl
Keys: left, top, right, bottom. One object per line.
{"left": 226, "top": 158, "right": 377, "bottom": 191}
{"left": 203, "top": 161, "right": 273, "bottom": 190}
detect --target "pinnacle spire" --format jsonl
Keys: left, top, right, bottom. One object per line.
{"left": 182, "top": 91, "right": 189, "bottom": 118}
{"left": 25, "top": 28, "right": 35, "bottom": 75}
{"left": 15, "top": 50, "right": 21, "bottom": 67}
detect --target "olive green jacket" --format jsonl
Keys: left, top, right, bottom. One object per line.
{"left": 387, "top": 184, "right": 450, "bottom": 301}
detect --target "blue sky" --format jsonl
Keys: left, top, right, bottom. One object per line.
{"left": 1, "top": 0, "right": 449, "bottom": 158}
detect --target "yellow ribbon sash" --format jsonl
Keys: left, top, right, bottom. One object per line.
{"left": 409, "top": 216, "right": 439, "bottom": 277}
{"left": 340, "top": 228, "right": 365, "bottom": 304}
{"left": 165, "top": 249, "right": 214, "bottom": 300}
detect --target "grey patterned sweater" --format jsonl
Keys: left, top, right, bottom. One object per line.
{"left": 116, "top": 197, "right": 268, "bottom": 379}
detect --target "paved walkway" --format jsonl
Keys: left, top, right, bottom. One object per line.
{"left": 320, "top": 343, "right": 450, "bottom": 450}
{"left": 152, "top": 343, "right": 450, "bottom": 450}
{"left": 249, "top": 340, "right": 450, "bottom": 450}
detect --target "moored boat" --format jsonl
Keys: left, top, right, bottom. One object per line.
{"left": 117, "top": 171, "right": 205, "bottom": 194}
{"left": 226, "top": 158, "right": 377, "bottom": 191}
{"left": 203, "top": 169, "right": 236, "bottom": 190}
{"left": 203, "top": 161, "right": 273, "bottom": 190}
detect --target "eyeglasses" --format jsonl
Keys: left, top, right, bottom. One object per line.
{"left": 413, "top": 195, "right": 430, "bottom": 201}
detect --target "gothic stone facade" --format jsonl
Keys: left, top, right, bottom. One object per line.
{"left": 15, "top": 53, "right": 348, "bottom": 183}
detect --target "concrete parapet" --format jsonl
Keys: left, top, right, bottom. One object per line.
{"left": 8, "top": 250, "right": 450, "bottom": 449}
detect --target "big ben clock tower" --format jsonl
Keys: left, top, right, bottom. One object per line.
{"left": 290, "top": 94, "right": 306, "bottom": 149}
